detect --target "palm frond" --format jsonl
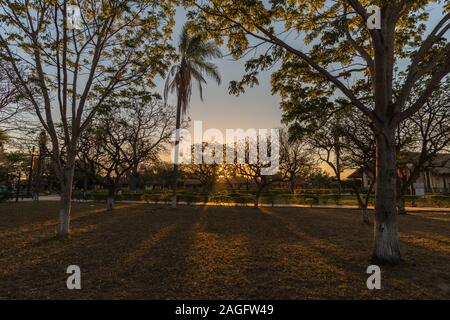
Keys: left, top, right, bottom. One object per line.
{"left": 165, "top": 22, "right": 222, "bottom": 115}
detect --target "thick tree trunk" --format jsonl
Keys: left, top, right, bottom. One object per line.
{"left": 373, "top": 128, "right": 401, "bottom": 264}
{"left": 58, "top": 168, "right": 74, "bottom": 238}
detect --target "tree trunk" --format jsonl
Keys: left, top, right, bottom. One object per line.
{"left": 130, "top": 168, "right": 139, "bottom": 191}
{"left": 372, "top": 128, "right": 401, "bottom": 264}
{"left": 171, "top": 92, "right": 182, "bottom": 208}
{"left": 397, "top": 198, "right": 406, "bottom": 215}
{"left": 254, "top": 186, "right": 263, "bottom": 208}
{"left": 106, "top": 187, "right": 115, "bottom": 211}
{"left": 290, "top": 177, "right": 295, "bottom": 194}
{"left": 33, "top": 154, "right": 43, "bottom": 201}
{"left": 58, "top": 168, "right": 74, "bottom": 238}
{"left": 82, "top": 174, "right": 88, "bottom": 200}
{"left": 26, "top": 150, "right": 35, "bottom": 198}
{"left": 106, "top": 196, "right": 114, "bottom": 211}
{"left": 362, "top": 206, "right": 370, "bottom": 225}
{"left": 15, "top": 172, "right": 21, "bottom": 203}
{"left": 396, "top": 175, "right": 407, "bottom": 215}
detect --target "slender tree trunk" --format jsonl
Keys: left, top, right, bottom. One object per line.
{"left": 396, "top": 175, "right": 407, "bottom": 215}
{"left": 254, "top": 186, "right": 263, "bottom": 208}
{"left": 373, "top": 128, "right": 401, "bottom": 264}
{"left": 352, "top": 183, "right": 371, "bottom": 225}
{"left": 15, "top": 171, "right": 21, "bottom": 203}
{"left": 106, "top": 187, "right": 115, "bottom": 211}
{"left": 58, "top": 167, "right": 74, "bottom": 238}
{"left": 130, "top": 166, "right": 139, "bottom": 191}
{"left": 397, "top": 197, "right": 406, "bottom": 215}
{"left": 26, "top": 148, "right": 35, "bottom": 198}
{"left": 82, "top": 174, "right": 88, "bottom": 200}
{"left": 171, "top": 93, "right": 182, "bottom": 208}
{"left": 33, "top": 154, "right": 43, "bottom": 201}
{"left": 290, "top": 177, "right": 295, "bottom": 194}
{"left": 363, "top": 179, "right": 376, "bottom": 225}
{"left": 362, "top": 206, "right": 370, "bottom": 225}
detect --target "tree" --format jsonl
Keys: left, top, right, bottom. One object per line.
{"left": 164, "top": 22, "right": 222, "bottom": 208}
{"left": 5, "top": 151, "right": 28, "bottom": 201}
{"left": 296, "top": 109, "right": 351, "bottom": 195}
{"left": 279, "top": 128, "right": 315, "bottom": 194}
{"left": 183, "top": 143, "right": 221, "bottom": 192}
{"left": 0, "top": 64, "right": 21, "bottom": 123}
{"left": 396, "top": 79, "right": 450, "bottom": 213}
{"left": 33, "top": 130, "right": 48, "bottom": 200}
{"left": 283, "top": 95, "right": 376, "bottom": 223}
{"left": 340, "top": 110, "right": 377, "bottom": 224}
{"left": 234, "top": 139, "right": 284, "bottom": 207}
{"left": 77, "top": 92, "right": 175, "bottom": 210}
{"left": 0, "top": 0, "right": 175, "bottom": 237}
{"left": 189, "top": 0, "right": 450, "bottom": 263}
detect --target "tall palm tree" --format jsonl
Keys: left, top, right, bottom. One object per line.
{"left": 164, "top": 23, "right": 222, "bottom": 208}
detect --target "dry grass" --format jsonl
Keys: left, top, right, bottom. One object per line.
{"left": 0, "top": 201, "right": 449, "bottom": 299}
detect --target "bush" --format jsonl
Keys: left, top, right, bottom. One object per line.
{"left": 0, "top": 186, "right": 12, "bottom": 202}
{"left": 142, "top": 193, "right": 171, "bottom": 204}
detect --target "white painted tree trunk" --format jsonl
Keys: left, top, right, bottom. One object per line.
{"left": 373, "top": 129, "right": 401, "bottom": 263}
{"left": 106, "top": 196, "right": 114, "bottom": 211}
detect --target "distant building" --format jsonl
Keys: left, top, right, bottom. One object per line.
{"left": 347, "top": 153, "right": 450, "bottom": 194}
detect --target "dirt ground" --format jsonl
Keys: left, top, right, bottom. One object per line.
{"left": 0, "top": 201, "right": 449, "bottom": 299}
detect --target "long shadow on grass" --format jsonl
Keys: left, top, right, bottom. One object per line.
{"left": 0, "top": 202, "right": 140, "bottom": 241}
{"left": 85, "top": 206, "right": 202, "bottom": 299}
{"left": 266, "top": 208, "right": 450, "bottom": 299}
{"left": 0, "top": 204, "right": 200, "bottom": 299}
{"left": 177, "top": 206, "right": 340, "bottom": 299}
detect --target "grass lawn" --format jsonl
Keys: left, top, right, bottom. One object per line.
{"left": 0, "top": 201, "right": 449, "bottom": 299}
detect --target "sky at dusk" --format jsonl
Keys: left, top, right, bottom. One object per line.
{"left": 154, "top": 3, "right": 447, "bottom": 175}
{"left": 158, "top": 3, "right": 447, "bottom": 137}
{"left": 157, "top": 7, "right": 282, "bottom": 136}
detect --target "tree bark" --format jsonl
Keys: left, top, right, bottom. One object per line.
{"left": 373, "top": 128, "right": 401, "bottom": 264}
{"left": 58, "top": 168, "right": 74, "bottom": 238}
